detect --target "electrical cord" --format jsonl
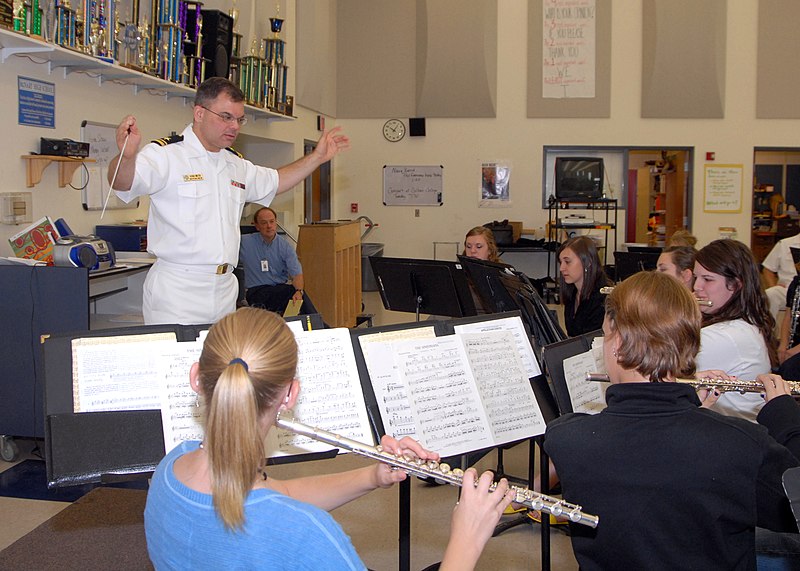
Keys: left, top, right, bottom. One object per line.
{"left": 67, "top": 161, "right": 90, "bottom": 191}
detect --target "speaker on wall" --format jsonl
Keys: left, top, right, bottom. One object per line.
{"left": 201, "top": 10, "right": 233, "bottom": 79}
{"left": 409, "top": 117, "right": 426, "bottom": 137}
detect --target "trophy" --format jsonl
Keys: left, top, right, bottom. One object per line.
{"left": 262, "top": 2, "right": 287, "bottom": 112}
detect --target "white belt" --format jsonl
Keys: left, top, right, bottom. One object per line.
{"left": 156, "top": 259, "right": 236, "bottom": 275}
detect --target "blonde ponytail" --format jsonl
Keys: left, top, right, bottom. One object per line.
{"left": 197, "top": 308, "right": 297, "bottom": 530}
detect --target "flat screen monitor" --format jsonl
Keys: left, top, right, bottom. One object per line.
{"left": 555, "top": 157, "right": 604, "bottom": 200}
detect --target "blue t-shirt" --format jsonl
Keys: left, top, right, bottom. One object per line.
{"left": 144, "top": 441, "right": 366, "bottom": 570}
{"left": 239, "top": 233, "right": 303, "bottom": 289}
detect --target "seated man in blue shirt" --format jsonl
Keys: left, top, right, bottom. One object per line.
{"left": 239, "top": 207, "right": 318, "bottom": 315}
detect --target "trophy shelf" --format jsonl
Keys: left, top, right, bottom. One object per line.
{"left": 0, "top": 28, "right": 292, "bottom": 123}
{"left": 21, "top": 155, "right": 96, "bottom": 188}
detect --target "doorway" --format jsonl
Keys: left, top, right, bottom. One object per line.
{"left": 627, "top": 148, "right": 692, "bottom": 246}
{"left": 304, "top": 140, "right": 331, "bottom": 223}
{"left": 752, "top": 148, "right": 800, "bottom": 264}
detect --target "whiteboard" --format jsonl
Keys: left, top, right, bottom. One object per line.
{"left": 80, "top": 120, "right": 139, "bottom": 211}
{"left": 383, "top": 165, "right": 444, "bottom": 206}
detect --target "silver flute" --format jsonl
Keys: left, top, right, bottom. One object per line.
{"left": 599, "top": 286, "right": 713, "bottom": 306}
{"left": 587, "top": 372, "right": 800, "bottom": 395}
{"left": 275, "top": 411, "right": 599, "bottom": 528}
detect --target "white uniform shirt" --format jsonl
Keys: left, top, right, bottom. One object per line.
{"left": 116, "top": 124, "right": 278, "bottom": 267}
{"left": 696, "top": 319, "right": 771, "bottom": 421}
{"left": 762, "top": 233, "right": 800, "bottom": 287}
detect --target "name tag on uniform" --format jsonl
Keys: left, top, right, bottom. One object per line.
{"left": 231, "top": 179, "right": 246, "bottom": 189}
{"left": 261, "top": 260, "right": 269, "bottom": 272}
{"left": 183, "top": 174, "right": 204, "bottom": 182}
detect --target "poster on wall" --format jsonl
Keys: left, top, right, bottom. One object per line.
{"left": 704, "top": 164, "right": 743, "bottom": 213}
{"left": 542, "top": 0, "right": 597, "bottom": 99}
{"left": 480, "top": 162, "right": 511, "bottom": 207}
{"left": 18, "top": 76, "right": 55, "bottom": 128}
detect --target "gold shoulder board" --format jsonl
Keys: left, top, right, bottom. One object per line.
{"left": 151, "top": 134, "right": 185, "bottom": 146}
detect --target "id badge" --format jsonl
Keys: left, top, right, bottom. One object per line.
{"left": 261, "top": 260, "right": 269, "bottom": 272}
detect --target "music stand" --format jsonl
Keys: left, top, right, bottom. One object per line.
{"left": 613, "top": 251, "right": 660, "bottom": 282}
{"left": 541, "top": 330, "right": 602, "bottom": 415}
{"left": 370, "top": 257, "right": 475, "bottom": 321}
{"left": 456, "top": 255, "right": 519, "bottom": 313}
{"left": 43, "top": 317, "right": 328, "bottom": 488}
{"left": 458, "top": 255, "right": 566, "bottom": 351}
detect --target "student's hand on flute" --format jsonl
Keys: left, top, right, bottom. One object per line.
{"left": 695, "top": 369, "right": 733, "bottom": 408}
{"left": 757, "top": 373, "right": 793, "bottom": 402}
{"left": 374, "top": 435, "right": 440, "bottom": 488}
{"left": 440, "top": 469, "right": 514, "bottom": 571}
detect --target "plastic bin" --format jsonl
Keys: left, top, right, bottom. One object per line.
{"left": 361, "top": 243, "right": 384, "bottom": 291}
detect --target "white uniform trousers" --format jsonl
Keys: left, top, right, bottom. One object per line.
{"left": 143, "top": 259, "right": 238, "bottom": 325}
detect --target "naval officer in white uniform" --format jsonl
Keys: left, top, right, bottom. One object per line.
{"left": 108, "top": 77, "right": 349, "bottom": 325}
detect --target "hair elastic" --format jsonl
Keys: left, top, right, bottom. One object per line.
{"left": 229, "top": 357, "right": 249, "bottom": 371}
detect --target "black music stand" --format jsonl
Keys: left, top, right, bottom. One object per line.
{"left": 456, "top": 255, "right": 518, "bottom": 313}
{"left": 612, "top": 251, "right": 660, "bottom": 282}
{"left": 458, "top": 255, "right": 566, "bottom": 351}
{"left": 370, "top": 257, "right": 475, "bottom": 321}
{"left": 43, "top": 316, "right": 328, "bottom": 488}
{"left": 541, "top": 331, "right": 602, "bottom": 415}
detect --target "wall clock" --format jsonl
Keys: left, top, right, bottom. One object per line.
{"left": 382, "top": 119, "right": 406, "bottom": 142}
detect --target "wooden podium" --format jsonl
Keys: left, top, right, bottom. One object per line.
{"left": 297, "top": 221, "right": 362, "bottom": 328}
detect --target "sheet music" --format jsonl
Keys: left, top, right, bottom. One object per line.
{"left": 454, "top": 316, "right": 542, "bottom": 378}
{"left": 72, "top": 333, "right": 177, "bottom": 412}
{"left": 459, "top": 331, "right": 547, "bottom": 442}
{"left": 563, "top": 347, "right": 607, "bottom": 414}
{"left": 357, "top": 326, "right": 437, "bottom": 441}
{"left": 285, "top": 320, "right": 304, "bottom": 335}
{"left": 591, "top": 336, "right": 607, "bottom": 375}
{"left": 395, "top": 336, "right": 493, "bottom": 457}
{"left": 267, "top": 328, "right": 373, "bottom": 457}
{"left": 158, "top": 332, "right": 207, "bottom": 453}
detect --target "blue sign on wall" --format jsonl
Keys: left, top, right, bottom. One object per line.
{"left": 18, "top": 76, "right": 55, "bottom": 128}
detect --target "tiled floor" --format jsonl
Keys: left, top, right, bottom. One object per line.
{"left": 0, "top": 440, "right": 68, "bottom": 551}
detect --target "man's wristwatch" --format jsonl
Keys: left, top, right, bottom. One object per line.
{"left": 295, "top": 289, "right": 303, "bottom": 295}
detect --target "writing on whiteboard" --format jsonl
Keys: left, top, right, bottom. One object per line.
{"left": 383, "top": 165, "right": 443, "bottom": 206}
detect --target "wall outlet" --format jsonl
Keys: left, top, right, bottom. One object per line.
{"left": 415, "top": 209, "right": 420, "bottom": 218}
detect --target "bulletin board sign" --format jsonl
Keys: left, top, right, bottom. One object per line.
{"left": 704, "top": 164, "right": 743, "bottom": 213}
{"left": 18, "top": 76, "right": 55, "bottom": 128}
{"left": 383, "top": 165, "right": 443, "bottom": 206}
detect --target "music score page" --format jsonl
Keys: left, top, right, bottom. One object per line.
{"left": 361, "top": 326, "right": 547, "bottom": 457}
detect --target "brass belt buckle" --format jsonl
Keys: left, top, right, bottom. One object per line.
{"left": 216, "top": 264, "right": 229, "bottom": 275}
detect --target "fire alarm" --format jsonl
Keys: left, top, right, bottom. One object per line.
{"left": 350, "top": 202, "right": 358, "bottom": 213}
{"left": 706, "top": 152, "right": 715, "bottom": 161}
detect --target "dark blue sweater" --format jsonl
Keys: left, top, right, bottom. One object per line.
{"left": 545, "top": 383, "right": 798, "bottom": 571}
